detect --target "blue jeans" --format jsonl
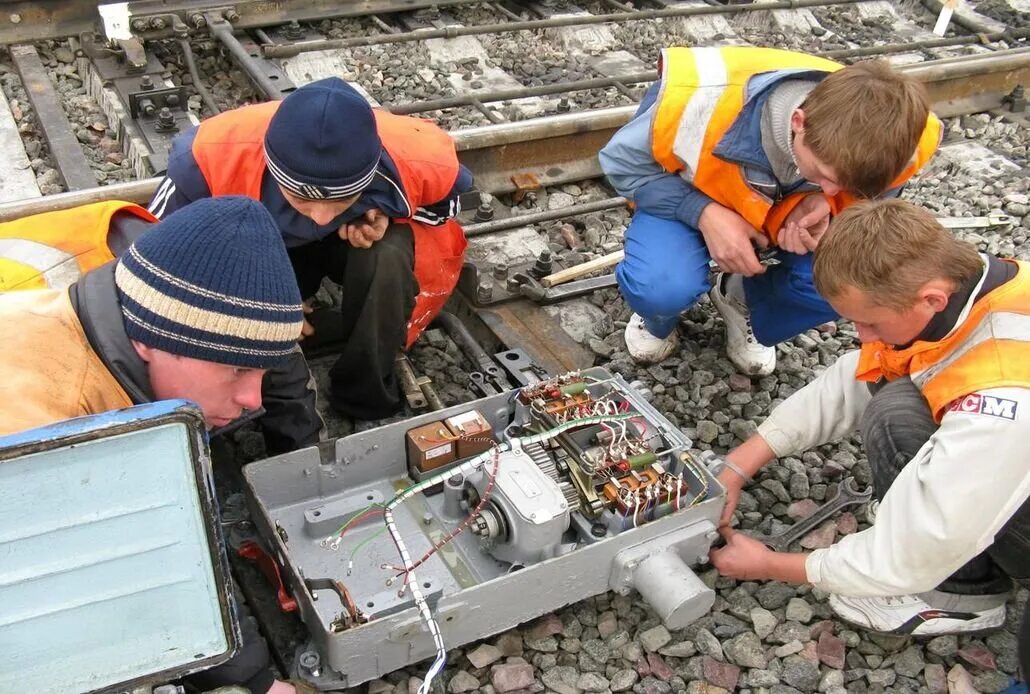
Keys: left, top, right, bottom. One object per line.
{"left": 616, "top": 210, "right": 838, "bottom": 344}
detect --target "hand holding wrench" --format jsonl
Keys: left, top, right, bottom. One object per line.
{"left": 749, "top": 477, "right": 872, "bottom": 552}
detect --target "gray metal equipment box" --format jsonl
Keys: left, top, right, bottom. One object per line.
{"left": 244, "top": 368, "right": 724, "bottom": 691}
{"left": 0, "top": 401, "right": 240, "bottom": 694}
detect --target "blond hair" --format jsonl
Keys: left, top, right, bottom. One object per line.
{"left": 814, "top": 200, "right": 982, "bottom": 310}
{"left": 802, "top": 60, "right": 930, "bottom": 198}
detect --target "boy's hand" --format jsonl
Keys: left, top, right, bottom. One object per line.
{"left": 339, "top": 209, "right": 389, "bottom": 248}
{"left": 710, "top": 527, "right": 773, "bottom": 580}
{"left": 698, "top": 203, "right": 768, "bottom": 276}
{"left": 779, "top": 194, "right": 831, "bottom": 255}
{"left": 717, "top": 467, "right": 744, "bottom": 528}
{"left": 299, "top": 301, "right": 315, "bottom": 341}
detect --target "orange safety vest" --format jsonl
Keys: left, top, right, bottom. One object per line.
{"left": 650, "top": 46, "right": 942, "bottom": 243}
{"left": 190, "top": 102, "right": 468, "bottom": 349}
{"left": 855, "top": 259, "right": 1030, "bottom": 422}
{"left": 0, "top": 201, "right": 156, "bottom": 291}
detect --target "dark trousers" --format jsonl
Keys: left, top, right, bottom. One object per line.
{"left": 288, "top": 224, "right": 418, "bottom": 419}
{"left": 259, "top": 348, "right": 323, "bottom": 455}
{"left": 862, "top": 378, "right": 1030, "bottom": 595}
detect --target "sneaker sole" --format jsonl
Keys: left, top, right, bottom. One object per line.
{"left": 831, "top": 606, "right": 1006, "bottom": 638}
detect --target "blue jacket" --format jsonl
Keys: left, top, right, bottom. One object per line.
{"left": 150, "top": 127, "right": 473, "bottom": 248}
{"left": 599, "top": 69, "right": 831, "bottom": 230}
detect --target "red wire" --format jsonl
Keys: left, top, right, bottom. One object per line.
{"left": 338, "top": 508, "right": 385, "bottom": 539}
{"left": 389, "top": 448, "right": 501, "bottom": 576}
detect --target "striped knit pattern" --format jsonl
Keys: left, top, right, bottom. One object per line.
{"left": 115, "top": 196, "right": 303, "bottom": 369}
{"left": 263, "top": 77, "right": 383, "bottom": 201}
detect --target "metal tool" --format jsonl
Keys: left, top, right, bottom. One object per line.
{"left": 936, "top": 214, "right": 1016, "bottom": 229}
{"left": 514, "top": 271, "right": 618, "bottom": 304}
{"left": 396, "top": 354, "right": 428, "bottom": 410}
{"left": 749, "top": 477, "right": 872, "bottom": 552}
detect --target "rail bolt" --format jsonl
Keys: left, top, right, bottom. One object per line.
{"left": 284, "top": 19, "right": 304, "bottom": 40}
{"left": 475, "top": 202, "right": 495, "bottom": 222}
{"left": 139, "top": 75, "right": 154, "bottom": 90}
{"left": 224, "top": 9, "right": 241, "bottom": 23}
{"left": 477, "top": 282, "right": 494, "bottom": 304}
{"left": 532, "top": 250, "right": 553, "bottom": 277}
{"left": 130, "top": 18, "right": 148, "bottom": 32}
{"left": 1004, "top": 85, "right": 1025, "bottom": 113}
{"left": 298, "top": 650, "right": 322, "bottom": 678}
{"left": 189, "top": 13, "right": 207, "bottom": 29}
{"left": 149, "top": 16, "right": 166, "bottom": 30}
{"left": 156, "top": 107, "right": 177, "bottom": 131}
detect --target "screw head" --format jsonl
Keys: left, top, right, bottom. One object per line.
{"left": 130, "top": 18, "right": 148, "bottom": 31}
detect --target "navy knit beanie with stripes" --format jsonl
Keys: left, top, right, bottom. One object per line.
{"left": 264, "top": 77, "right": 383, "bottom": 200}
{"left": 115, "top": 196, "right": 304, "bottom": 369}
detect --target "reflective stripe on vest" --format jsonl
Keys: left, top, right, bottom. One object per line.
{"left": 650, "top": 47, "right": 942, "bottom": 238}
{"left": 856, "top": 259, "right": 1030, "bottom": 421}
{"left": 0, "top": 239, "right": 80, "bottom": 289}
{"left": 191, "top": 105, "right": 468, "bottom": 348}
{"left": 0, "top": 200, "right": 155, "bottom": 291}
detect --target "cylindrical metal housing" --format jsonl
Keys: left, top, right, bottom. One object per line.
{"left": 632, "top": 552, "right": 714, "bottom": 630}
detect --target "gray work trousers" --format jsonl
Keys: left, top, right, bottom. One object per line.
{"left": 862, "top": 377, "right": 1030, "bottom": 595}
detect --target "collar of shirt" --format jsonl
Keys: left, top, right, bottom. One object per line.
{"left": 908, "top": 255, "right": 1017, "bottom": 345}
{"left": 261, "top": 149, "right": 410, "bottom": 247}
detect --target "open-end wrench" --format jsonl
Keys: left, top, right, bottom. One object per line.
{"left": 749, "top": 477, "right": 873, "bottom": 552}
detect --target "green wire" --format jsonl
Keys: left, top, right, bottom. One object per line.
{"left": 332, "top": 502, "right": 385, "bottom": 537}
{"left": 349, "top": 526, "right": 389, "bottom": 562}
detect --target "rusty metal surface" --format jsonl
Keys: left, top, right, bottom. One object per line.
{"left": 904, "top": 47, "right": 1030, "bottom": 118}
{"left": 0, "top": 49, "right": 1026, "bottom": 216}
{"left": 477, "top": 300, "right": 593, "bottom": 376}
{"left": 0, "top": 0, "right": 488, "bottom": 44}
{"left": 454, "top": 107, "right": 634, "bottom": 195}
{"left": 0, "top": 1, "right": 98, "bottom": 45}
{"left": 9, "top": 43, "right": 97, "bottom": 191}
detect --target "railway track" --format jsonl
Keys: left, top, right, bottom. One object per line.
{"left": 0, "top": 3, "right": 1028, "bottom": 690}
{"left": 0, "top": 0, "right": 1024, "bottom": 384}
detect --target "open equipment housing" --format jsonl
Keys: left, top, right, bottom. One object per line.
{"left": 244, "top": 367, "right": 725, "bottom": 690}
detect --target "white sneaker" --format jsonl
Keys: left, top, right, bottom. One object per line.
{"left": 624, "top": 313, "right": 679, "bottom": 364}
{"left": 829, "top": 593, "right": 1006, "bottom": 636}
{"left": 708, "top": 273, "right": 776, "bottom": 376}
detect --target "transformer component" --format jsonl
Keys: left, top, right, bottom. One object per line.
{"left": 466, "top": 447, "right": 571, "bottom": 564}
{"left": 406, "top": 421, "right": 457, "bottom": 473}
{"left": 443, "top": 409, "right": 495, "bottom": 458}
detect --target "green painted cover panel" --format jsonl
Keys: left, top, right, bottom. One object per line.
{"left": 0, "top": 422, "right": 229, "bottom": 694}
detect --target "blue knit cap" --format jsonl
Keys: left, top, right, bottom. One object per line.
{"left": 264, "top": 77, "right": 383, "bottom": 200}
{"left": 115, "top": 196, "right": 304, "bottom": 369}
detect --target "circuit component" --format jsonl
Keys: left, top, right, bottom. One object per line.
{"left": 406, "top": 421, "right": 456, "bottom": 473}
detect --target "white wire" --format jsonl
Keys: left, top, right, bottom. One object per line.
{"left": 381, "top": 413, "right": 636, "bottom": 694}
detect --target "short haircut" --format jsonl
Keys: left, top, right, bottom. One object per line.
{"left": 802, "top": 60, "right": 930, "bottom": 198}
{"left": 814, "top": 199, "right": 983, "bottom": 310}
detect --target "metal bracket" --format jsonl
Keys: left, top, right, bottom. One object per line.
{"left": 514, "top": 271, "right": 618, "bottom": 305}
{"left": 127, "top": 85, "right": 187, "bottom": 119}
{"left": 494, "top": 348, "right": 549, "bottom": 386}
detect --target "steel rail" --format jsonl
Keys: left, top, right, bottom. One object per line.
{"left": 206, "top": 13, "right": 283, "bottom": 101}
{"left": 262, "top": 0, "right": 876, "bottom": 57}
{"left": 388, "top": 32, "right": 1030, "bottom": 116}
{"left": 0, "top": 49, "right": 1025, "bottom": 221}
